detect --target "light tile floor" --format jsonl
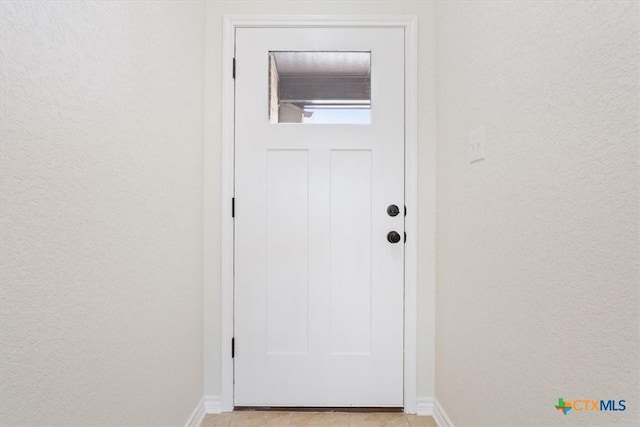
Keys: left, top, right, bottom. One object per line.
{"left": 202, "top": 411, "right": 437, "bottom": 427}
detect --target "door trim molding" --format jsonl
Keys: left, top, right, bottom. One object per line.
{"left": 219, "top": 15, "right": 419, "bottom": 413}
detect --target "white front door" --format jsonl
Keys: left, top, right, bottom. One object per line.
{"left": 234, "top": 26, "right": 405, "bottom": 407}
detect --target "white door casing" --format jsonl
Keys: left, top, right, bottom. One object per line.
{"left": 234, "top": 26, "right": 404, "bottom": 407}
{"left": 217, "top": 15, "right": 420, "bottom": 413}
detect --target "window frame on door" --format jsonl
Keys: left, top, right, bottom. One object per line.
{"left": 211, "top": 14, "right": 426, "bottom": 415}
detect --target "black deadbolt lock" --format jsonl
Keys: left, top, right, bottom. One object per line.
{"left": 387, "top": 231, "right": 401, "bottom": 244}
{"left": 387, "top": 204, "right": 400, "bottom": 217}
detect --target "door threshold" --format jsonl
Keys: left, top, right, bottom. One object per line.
{"left": 234, "top": 407, "right": 403, "bottom": 413}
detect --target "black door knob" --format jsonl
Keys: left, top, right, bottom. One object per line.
{"left": 387, "top": 204, "right": 400, "bottom": 217}
{"left": 387, "top": 231, "right": 401, "bottom": 244}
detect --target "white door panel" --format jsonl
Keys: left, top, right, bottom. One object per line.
{"left": 234, "top": 27, "right": 404, "bottom": 407}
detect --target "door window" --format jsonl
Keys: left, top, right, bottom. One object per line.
{"left": 268, "top": 51, "right": 371, "bottom": 124}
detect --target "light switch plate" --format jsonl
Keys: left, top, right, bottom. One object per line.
{"left": 469, "top": 126, "right": 485, "bottom": 163}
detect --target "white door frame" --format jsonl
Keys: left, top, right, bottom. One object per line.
{"left": 219, "top": 15, "right": 419, "bottom": 413}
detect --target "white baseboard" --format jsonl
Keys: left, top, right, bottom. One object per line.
{"left": 415, "top": 397, "right": 434, "bottom": 416}
{"left": 184, "top": 397, "right": 205, "bottom": 427}
{"left": 204, "top": 395, "right": 223, "bottom": 414}
{"left": 433, "top": 399, "right": 454, "bottom": 427}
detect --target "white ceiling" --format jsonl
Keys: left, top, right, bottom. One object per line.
{"left": 272, "top": 51, "right": 371, "bottom": 76}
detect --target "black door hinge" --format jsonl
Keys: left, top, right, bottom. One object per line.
{"left": 232, "top": 197, "right": 235, "bottom": 218}
{"left": 231, "top": 337, "right": 235, "bottom": 358}
{"left": 232, "top": 58, "right": 236, "bottom": 79}
{"left": 404, "top": 232, "right": 407, "bottom": 243}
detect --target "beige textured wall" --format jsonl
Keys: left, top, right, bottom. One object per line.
{"left": 204, "top": 0, "right": 437, "bottom": 402}
{"left": 435, "top": 1, "right": 639, "bottom": 426}
{"left": 0, "top": 2, "right": 205, "bottom": 425}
